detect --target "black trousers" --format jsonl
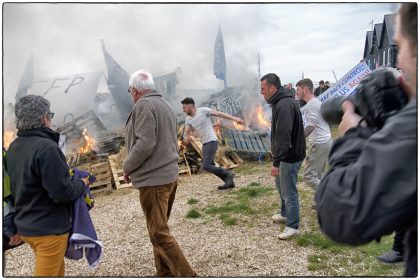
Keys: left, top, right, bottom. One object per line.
{"left": 202, "top": 141, "right": 232, "bottom": 181}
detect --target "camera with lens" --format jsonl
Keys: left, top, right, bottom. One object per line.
{"left": 321, "top": 67, "right": 409, "bottom": 130}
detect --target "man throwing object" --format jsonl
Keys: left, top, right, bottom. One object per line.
{"left": 181, "top": 97, "right": 244, "bottom": 190}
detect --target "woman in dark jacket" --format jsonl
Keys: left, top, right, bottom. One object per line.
{"left": 6, "top": 95, "right": 87, "bottom": 276}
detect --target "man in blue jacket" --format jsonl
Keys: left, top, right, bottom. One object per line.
{"left": 260, "top": 73, "right": 306, "bottom": 240}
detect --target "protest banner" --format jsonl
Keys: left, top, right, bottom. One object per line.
{"left": 317, "top": 61, "right": 372, "bottom": 103}
{"left": 300, "top": 61, "right": 371, "bottom": 127}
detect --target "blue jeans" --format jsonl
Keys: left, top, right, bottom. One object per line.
{"left": 202, "top": 141, "right": 232, "bottom": 181}
{"left": 274, "top": 161, "right": 302, "bottom": 229}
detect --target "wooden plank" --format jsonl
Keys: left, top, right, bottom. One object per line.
{"left": 90, "top": 182, "right": 113, "bottom": 194}
{"left": 189, "top": 136, "right": 203, "bottom": 158}
{"left": 221, "top": 127, "right": 237, "bottom": 150}
{"left": 182, "top": 152, "right": 192, "bottom": 177}
{"left": 225, "top": 163, "right": 239, "bottom": 169}
{"left": 246, "top": 132, "right": 260, "bottom": 153}
{"left": 235, "top": 129, "right": 249, "bottom": 152}
{"left": 230, "top": 151, "right": 244, "bottom": 164}
{"left": 108, "top": 155, "right": 133, "bottom": 189}
{"left": 220, "top": 155, "right": 236, "bottom": 168}
{"left": 179, "top": 168, "right": 189, "bottom": 174}
{"left": 242, "top": 132, "right": 255, "bottom": 152}
{"left": 254, "top": 133, "right": 266, "bottom": 153}
{"left": 231, "top": 129, "right": 246, "bottom": 151}
{"left": 259, "top": 133, "right": 271, "bottom": 152}
{"left": 226, "top": 129, "right": 239, "bottom": 150}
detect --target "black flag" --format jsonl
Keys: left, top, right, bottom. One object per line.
{"left": 214, "top": 27, "right": 227, "bottom": 89}
{"left": 101, "top": 40, "right": 133, "bottom": 122}
{"left": 15, "top": 53, "right": 34, "bottom": 102}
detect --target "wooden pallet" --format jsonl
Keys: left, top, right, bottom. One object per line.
{"left": 189, "top": 136, "right": 203, "bottom": 158}
{"left": 108, "top": 154, "right": 133, "bottom": 189}
{"left": 76, "top": 159, "right": 114, "bottom": 194}
{"left": 221, "top": 128, "right": 271, "bottom": 154}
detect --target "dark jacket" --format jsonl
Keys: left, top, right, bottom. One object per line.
{"left": 315, "top": 99, "right": 417, "bottom": 276}
{"left": 268, "top": 87, "right": 306, "bottom": 166}
{"left": 6, "top": 127, "right": 85, "bottom": 237}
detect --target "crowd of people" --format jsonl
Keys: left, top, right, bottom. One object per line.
{"left": 3, "top": 3, "right": 416, "bottom": 277}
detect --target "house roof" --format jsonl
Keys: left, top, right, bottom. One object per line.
{"left": 374, "top": 23, "right": 383, "bottom": 46}
{"left": 381, "top": 14, "right": 396, "bottom": 46}
{"left": 364, "top": 31, "right": 374, "bottom": 58}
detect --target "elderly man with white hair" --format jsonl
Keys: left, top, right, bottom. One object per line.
{"left": 123, "top": 70, "right": 196, "bottom": 277}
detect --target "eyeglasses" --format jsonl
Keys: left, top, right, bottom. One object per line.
{"left": 127, "top": 87, "right": 132, "bottom": 94}
{"left": 47, "top": 112, "right": 55, "bottom": 119}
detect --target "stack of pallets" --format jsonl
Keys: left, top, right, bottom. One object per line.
{"left": 76, "top": 159, "right": 114, "bottom": 194}
{"left": 108, "top": 147, "right": 133, "bottom": 190}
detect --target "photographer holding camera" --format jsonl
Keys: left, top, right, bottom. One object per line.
{"left": 315, "top": 3, "right": 417, "bottom": 277}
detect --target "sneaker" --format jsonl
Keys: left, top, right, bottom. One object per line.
{"left": 218, "top": 174, "right": 235, "bottom": 190}
{"left": 217, "top": 183, "right": 235, "bottom": 190}
{"left": 278, "top": 227, "right": 300, "bottom": 240}
{"left": 377, "top": 250, "right": 404, "bottom": 263}
{"left": 272, "top": 214, "right": 287, "bottom": 223}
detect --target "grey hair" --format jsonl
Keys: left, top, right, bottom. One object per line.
{"left": 15, "top": 95, "right": 51, "bottom": 130}
{"left": 129, "top": 70, "right": 156, "bottom": 91}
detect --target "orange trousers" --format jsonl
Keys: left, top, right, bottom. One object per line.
{"left": 20, "top": 233, "right": 69, "bottom": 276}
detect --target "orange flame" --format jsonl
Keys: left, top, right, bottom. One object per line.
{"left": 233, "top": 122, "right": 246, "bottom": 130}
{"left": 79, "top": 128, "right": 96, "bottom": 153}
{"left": 3, "top": 130, "right": 16, "bottom": 150}
{"left": 213, "top": 123, "right": 222, "bottom": 135}
{"left": 257, "top": 106, "right": 271, "bottom": 129}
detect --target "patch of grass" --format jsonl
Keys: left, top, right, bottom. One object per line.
{"left": 219, "top": 214, "right": 237, "bottom": 226}
{"left": 202, "top": 184, "right": 276, "bottom": 226}
{"left": 204, "top": 199, "right": 255, "bottom": 215}
{"left": 187, "top": 198, "right": 199, "bottom": 205}
{"left": 295, "top": 232, "right": 339, "bottom": 250}
{"left": 186, "top": 209, "right": 202, "bottom": 219}
{"left": 307, "top": 254, "right": 329, "bottom": 271}
{"left": 235, "top": 162, "right": 271, "bottom": 175}
{"left": 295, "top": 179, "right": 404, "bottom": 276}
{"left": 233, "top": 185, "right": 273, "bottom": 199}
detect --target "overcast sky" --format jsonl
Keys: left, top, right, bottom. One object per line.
{"left": 3, "top": 2, "right": 398, "bottom": 104}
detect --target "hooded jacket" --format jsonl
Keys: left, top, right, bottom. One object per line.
{"left": 6, "top": 127, "right": 85, "bottom": 236}
{"left": 267, "top": 87, "right": 306, "bottom": 166}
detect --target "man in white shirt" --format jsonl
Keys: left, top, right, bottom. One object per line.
{"left": 296, "top": 79, "right": 332, "bottom": 191}
{"left": 181, "top": 97, "right": 244, "bottom": 190}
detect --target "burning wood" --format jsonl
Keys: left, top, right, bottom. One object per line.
{"left": 256, "top": 106, "right": 271, "bottom": 129}
{"left": 79, "top": 128, "right": 97, "bottom": 154}
{"left": 233, "top": 122, "right": 246, "bottom": 131}
{"left": 3, "top": 130, "right": 16, "bottom": 149}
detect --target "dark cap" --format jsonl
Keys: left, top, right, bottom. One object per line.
{"left": 181, "top": 97, "right": 195, "bottom": 105}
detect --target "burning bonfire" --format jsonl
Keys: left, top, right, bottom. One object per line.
{"left": 3, "top": 130, "right": 16, "bottom": 150}
{"left": 78, "top": 128, "right": 96, "bottom": 154}
{"left": 256, "top": 106, "right": 271, "bottom": 130}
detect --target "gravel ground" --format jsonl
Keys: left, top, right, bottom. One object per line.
{"left": 4, "top": 167, "right": 314, "bottom": 277}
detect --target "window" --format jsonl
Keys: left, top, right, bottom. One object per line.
{"left": 388, "top": 49, "right": 391, "bottom": 67}
{"left": 383, "top": 50, "right": 387, "bottom": 66}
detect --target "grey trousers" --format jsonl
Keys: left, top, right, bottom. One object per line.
{"left": 303, "top": 139, "right": 333, "bottom": 190}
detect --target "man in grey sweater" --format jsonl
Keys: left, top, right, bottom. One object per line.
{"left": 123, "top": 70, "right": 196, "bottom": 277}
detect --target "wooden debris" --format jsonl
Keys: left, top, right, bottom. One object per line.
{"left": 182, "top": 152, "right": 192, "bottom": 177}
{"left": 108, "top": 154, "right": 133, "bottom": 190}
{"left": 77, "top": 159, "right": 113, "bottom": 194}
{"left": 189, "top": 136, "right": 203, "bottom": 158}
